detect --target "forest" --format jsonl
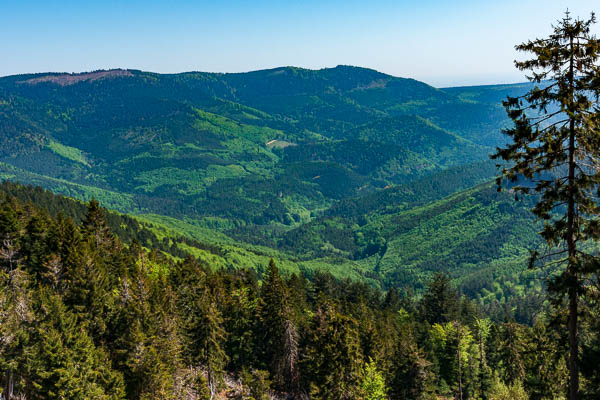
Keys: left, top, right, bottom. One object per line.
{"left": 1, "top": 6, "right": 600, "bottom": 400}
{"left": 1, "top": 189, "right": 599, "bottom": 400}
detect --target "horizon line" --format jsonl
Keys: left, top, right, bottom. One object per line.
{"left": 0, "top": 64, "right": 530, "bottom": 89}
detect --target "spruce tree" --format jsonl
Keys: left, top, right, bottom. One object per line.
{"left": 258, "top": 259, "right": 300, "bottom": 392}
{"left": 389, "top": 332, "right": 432, "bottom": 400}
{"left": 225, "top": 286, "right": 258, "bottom": 371}
{"left": 0, "top": 264, "right": 32, "bottom": 399}
{"left": 197, "top": 297, "right": 228, "bottom": 399}
{"left": 360, "top": 358, "right": 387, "bottom": 400}
{"left": 495, "top": 322, "right": 527, "bottom": 386}
{"left": 26, "top": 289, "right": 125, "bottom": 400}
{"left": 82, "top": 198, "right": 114, "bottom": 250}
{"left": 525, "top": 319, "right": 568, "bottom": 398}
{"left": 492, "top": 11, "right": 600, "bottom": 399}
{"left": 420, "top": 273, "right": 460, "bottom": 324}
{"left": 304, "top": 302, "right": 363, "bottom": 399}
{"left": 0, "top": 201, "right": 21, "bottom": 272}
{"left": 474, "top": 317, "right": 493, "bottom": 399}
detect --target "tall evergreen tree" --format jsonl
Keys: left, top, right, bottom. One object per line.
{"left": 492, "top": 11, "right": 600, "bottom": 400}
{"left": 0, "top": 201, "right": 21, "bottom": 273}
{"left": 474, "top": 317, "right": 493, "bottom": 399}
{"left": 26, "top": 289, "right": 125, "bottom": 400}
{"left": 258, "top": 259, "right": 300, "bottom": 393}
{"left": 0, "top": 266, "right": 32, "bottom": 399}
{"left": 420, "top": 273, "right": 460, "bottom": 324}
{"left": 493, "top": 322, "right": 527, "bottom": 386}
{"left": 224, "top": 286, "right": 258, "bottom": 371}
{"left": 199, "top": 300, "right": 228, "bottom": 399}
{"left": 525, "top": 319, "right": 568, "bottom": 399}
{"left": 82, "top": 199, "right": 114, "bottom": 250}
{"left": 360, "top": 358, "right": 387, "bottom": 400}
{"left": 389, "top": 331, "right": 432, "bottom": 400}
{"left": 303, "top": 302, "right": 363, "bottom": 400}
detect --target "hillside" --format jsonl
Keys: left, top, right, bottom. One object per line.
{"left": 0, "top": 183, "right": 574, "bottom": 399}
{"left": 0, "top": 175, "right": 544, "bottom": 323}
{"left": 0, "top": 66, "right": 528, "bottom": 228}
{"left": 0, "top": 181, "right": 381, "bottom": 284}
{"left": 0, "top": 66, "right": 539, "bottom": 295}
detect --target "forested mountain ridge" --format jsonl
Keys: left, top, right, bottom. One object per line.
{"left": 0, "top": 66, "right": 541, "bottom": 295}
{"left": 0, "top": 66, "right": 520, "bottom": 228}
{"left": 2, "top": 66, "right": 599, "bottom": 399}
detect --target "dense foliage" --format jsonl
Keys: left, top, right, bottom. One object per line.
{"left": 2, "top": 192, "right": 600, "bottom": 399}
{"left": 0, "top": 178, "right": 546, "bottom": 320}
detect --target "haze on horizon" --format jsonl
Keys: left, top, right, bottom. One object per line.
{"left": 1, "top": 0, "right": 598, "bottom": 87}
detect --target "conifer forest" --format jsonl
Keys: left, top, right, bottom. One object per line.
{"left": 1, "top": 8, "right": 600, "bottom": 400}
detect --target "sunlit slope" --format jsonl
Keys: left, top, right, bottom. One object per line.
{"left": 0, "top": 66, "right": 527, "bottom": 229}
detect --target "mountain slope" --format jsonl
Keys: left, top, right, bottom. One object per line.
{"left": 0, "top": 66, "right": 520, "bottom": 228}
{"left": 0, "top": 66, "right": 541, "bottom": 294}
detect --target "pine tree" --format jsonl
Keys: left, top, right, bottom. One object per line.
{"left": 420, "top": 273, "right": 460, "bottom": 324}
{"left": 258, "top": 259, "right": 300, "bottom": 392}
{"left": 361, "top": 358, "right": 387, "bottom": 400}
{"left": 492, "top": 11, "right": 600, "bottom": 400}
{"left": 389, "top": 331, "right": 432, "bottom": 400}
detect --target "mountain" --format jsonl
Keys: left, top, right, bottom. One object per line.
{"left": 0, "top": 65, "right": 539, "bottom": 294}
{"left": 0, "top": 66, "right": 526, "bottom": 224}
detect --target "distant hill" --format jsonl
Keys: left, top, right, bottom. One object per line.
{"left": 0, "top": 66, "right": 529, "bottom": 224}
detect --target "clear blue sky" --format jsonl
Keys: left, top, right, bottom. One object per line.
{"left": 1, "top": 0, "right": 598, "bottom": 87}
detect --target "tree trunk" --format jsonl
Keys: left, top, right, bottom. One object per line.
{"left": 208, "top": 367, "right": 216, "bottom": 400}
{"left": 568, "top": 287, "right": 579, "bottom": 400}
{"left": 566, "top": 33, "right": 579, "bottom": 400}
{"left": 5, "top": 370, "right": 14, "bottom": 400}
{"left": 457, "top": 329, "right": 463, "bottom": 400}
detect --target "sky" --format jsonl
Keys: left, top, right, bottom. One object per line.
{"left": 1, "top": 0, "right": 598, "bottom": 87}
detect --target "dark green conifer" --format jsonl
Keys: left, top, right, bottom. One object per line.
{"left": 304, "top": 302, "right": 363, "bottom": 399}
{"left": 26, "top": 290, "right": 125, "bottom": 399}
{"left": 389, "top": 332, "right": 433, "bottom": 400}
{"left": 420, "top": 273, "right": 460, "bottom": 324}
{"left": 492, "top": 11, "right": 600, "bottom": 399}
{"left": 258, "top": 259, "right": 300, "bottom": 392}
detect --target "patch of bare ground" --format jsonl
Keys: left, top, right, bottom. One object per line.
{"left": 174, "top": 368, "right": 298, "bottom": 400}
{"left": 19, "top": 69, "right": 133, "bottom": 86}
{"left": 352, "top": 78, "right": 388, "bottom": 90}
